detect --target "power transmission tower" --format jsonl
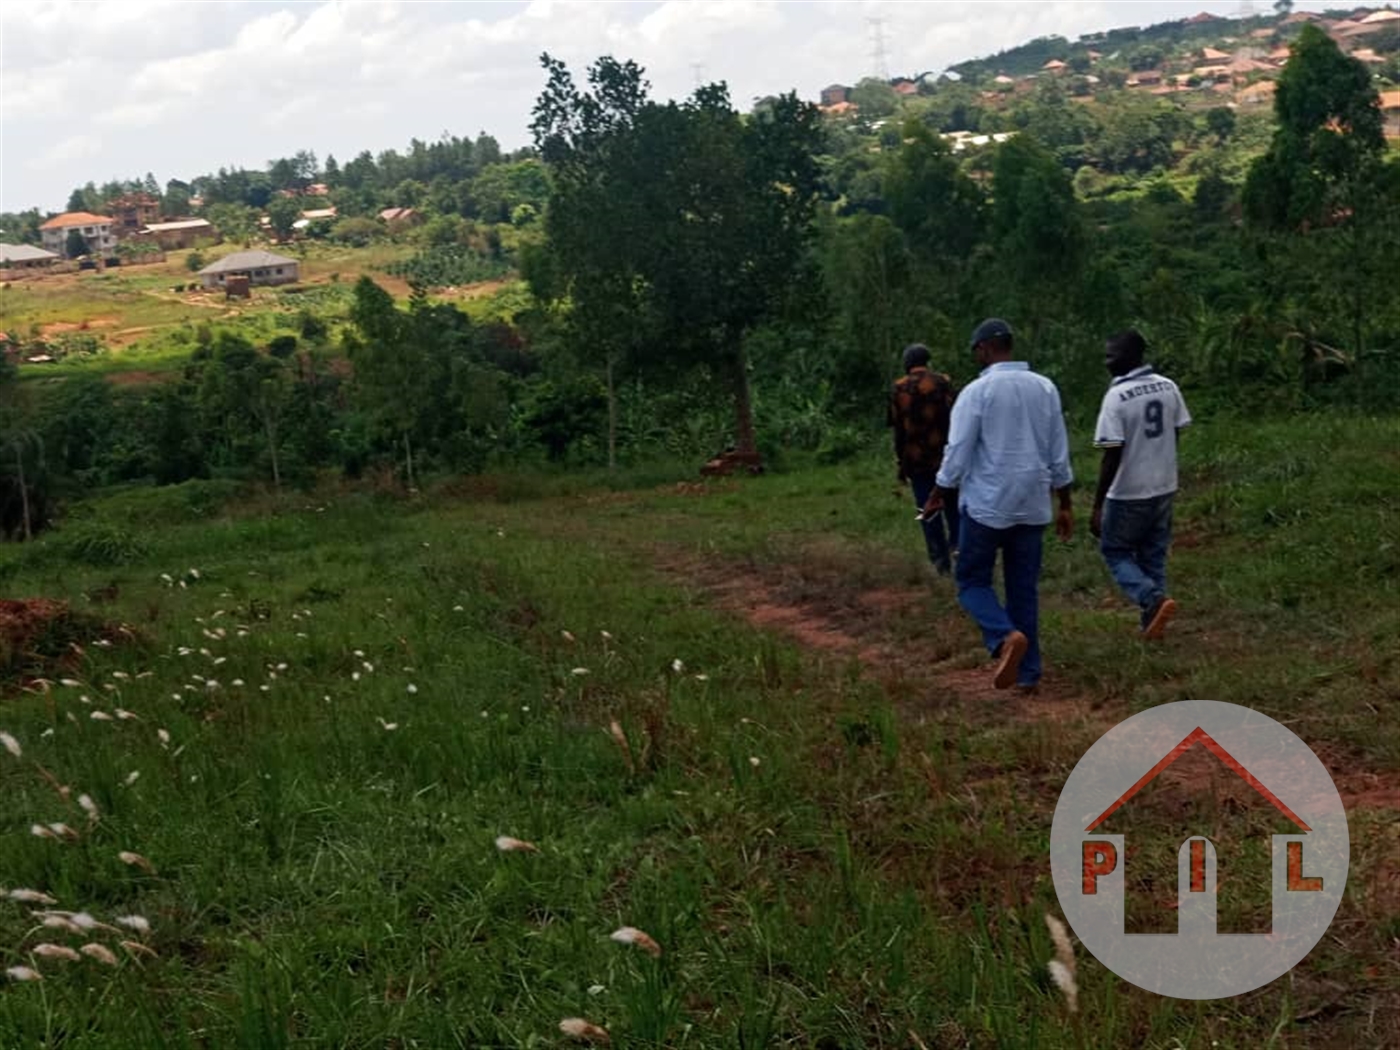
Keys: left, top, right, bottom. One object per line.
{"left": 867, "top": 16, "right": 890, "bottom": 81}
{"left": 690, "top": 63, "right": 706, "bottom": 89}
{"left": 1235, "top": 0, "right": 1256, "bottom": 18}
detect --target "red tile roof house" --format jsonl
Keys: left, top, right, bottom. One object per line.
{"left": 39, "top": 212, "right": 117, "bottom": 257}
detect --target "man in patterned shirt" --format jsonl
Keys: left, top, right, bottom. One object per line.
{"left": 888, "top": 343, "right": 959, "bottom": 576}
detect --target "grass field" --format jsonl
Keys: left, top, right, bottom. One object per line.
{"left": 2, "top": 242, "right": 421, "bottom": 382}
{"left": 0, "top": 412, "right": 1396, "bottom": 1048}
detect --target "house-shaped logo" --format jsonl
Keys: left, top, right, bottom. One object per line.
{"left": 1051, "top": 702, "right": 1348, "bottom": 1000}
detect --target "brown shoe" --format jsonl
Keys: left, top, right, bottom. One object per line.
{"left": 1143, "top": 598, "right": 1177, "bottom": 640}
{"left": 993, "top": 630, "right": 1028, "bottom": 690}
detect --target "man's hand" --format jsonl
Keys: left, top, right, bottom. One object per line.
{"left": 1056, "top": 506, "right": 1074, "bottom": 542}
{"left": 919, "top": 489, "right": 944, "bottom": 518}
{"left": 1090, "top": 504, "right": 1104, "bottom": 539}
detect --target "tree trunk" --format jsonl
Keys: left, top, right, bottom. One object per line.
{"left": 606, "top": 354, "right": 618, "bottom": 472}
{"left": 15, "top": 444, "right": 31, "bottom": 542}
{"left": 265, "top": 415, "right": 281, "bottom": 490}
{"left": 729, "top": 339, "right": 757, "bottom": 456}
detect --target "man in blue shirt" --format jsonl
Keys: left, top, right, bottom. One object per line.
{"left": 928, "top": 319, "right": 1074, "bottom": 691}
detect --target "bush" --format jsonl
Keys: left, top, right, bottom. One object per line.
{"left": 384, "top": 245, "right": 510, "bottom": 289}
{"left": 53, "top": 520, "right": 151, "bottom": 566}
{"left": 186, "top": 251, "right": 205, "bottom": 272}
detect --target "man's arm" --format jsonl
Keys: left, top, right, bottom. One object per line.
{"left": 1089, "top": 391, "right": 1123, "bottom": 538}
{"left": 1044, "top": 386, "right": 1075, "bottom": 541}
{"left": 934, "top": 385, "right": 978, "bottom": 503}
{"left": 1090, "top": 447, "right": 1123, "bottom": 538}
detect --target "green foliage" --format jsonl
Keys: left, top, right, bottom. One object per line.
{"left": 384, "top": 245, "right": 509, "bottom": 288}
{"left": 186, "top": 250, "right": 205, "bottom": 272}
{"left": 64, "top": 229, "right": 88, "bottom": 259}
{"left": 1244, "top": 25, "right": 1385, "bottom": 230}
{"left": 266, "top": 196, "right": 302, "bottom": 241}
{"left": 51, "top": 518, "right": 150, "bottom": 565}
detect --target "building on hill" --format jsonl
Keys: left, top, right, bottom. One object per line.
{"left": 107, "top": 193, "right": 161, "bottom": 233}
{"left": 1361, "top": 10, "right": 1400, "bottom": 25}
{"left": 993, "top": 74, "right": 1015, "bottom": 85}
{"left": 1186, "top": 11, "right": 1221, "bottom": 24}
{"left": 890, "top": 77, "right": 918, "bottom": 96}
{"left": 379, "top": 207, "right": 421, "bottom": 228}
{"left": 1127, "top": 69, "right": 1164, "bottom": 87}
{"left": 1382, "top": 91, "right": 1400, "bottom": 139}
{"left": 1202, "top": 46, "right": 1230, "bottom": 61}
{"left": 1042, "top": 58, "right": 1068, "bottom": 73}
{"left": 1281, "top": 10, "right": 1321, "bottom": 25}
{"left": 1351, "top": 48, "right": 1386, "bottom": 64}
{"left": 39, "top": 212, "right": 116, "bottom": 257}
{"left": 139, "top": 219, "right": 217, "bottom": 250}
{"left": 820, "top": 83, "right": 850, "bottom": 106}
{"left": 0, "top": 243, "right": 59, "bottom": 271}
{"left": 1237, "top": 80, "right": 1277, "bottom": 107}
{"left": 197, "top": 250, "right": 298, "bottom": 290}
{"left": 1268, "top": 46, "right": 1292, "bottom": 63}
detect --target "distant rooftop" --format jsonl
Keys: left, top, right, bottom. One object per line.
{"left": 0, "top": 242, "right": 59, "bottom": 263}
{"left": 39, "top": 212, "right": 114, "bottom": 230}
{"left": 198, "top": 250, "right": 297, "bottom": 275}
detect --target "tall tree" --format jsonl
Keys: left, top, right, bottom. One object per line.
{"left": 532, "top": 55, "right": 823, "bottom": 457}
{"left": 266, "top": 196, "right": 302, "bottom": 242}
{"left": 1243, "top": 25, "right": 1390, "bottom": 358}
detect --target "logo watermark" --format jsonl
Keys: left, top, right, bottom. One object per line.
{"left": 1050, "top": 700, "right": 1348, "bottom": 999}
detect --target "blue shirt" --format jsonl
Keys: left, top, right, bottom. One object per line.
{"left": 935, "top": 361, "right": 1073, "bottom": 529}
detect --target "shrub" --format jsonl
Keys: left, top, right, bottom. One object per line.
{"left": 54, "top": 520, "right": 151, "bottom": 566}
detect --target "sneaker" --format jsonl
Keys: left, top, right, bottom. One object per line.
{"left": 993, "top": 630, "right": 1029, "bottom": 690}
{"left": 1142, "top": 597, "right": 1177, "bottom": 640}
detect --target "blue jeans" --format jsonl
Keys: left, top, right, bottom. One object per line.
{"left": 1100, "top": 494, "right": 1174, "bottom": 627}
{"left": 955, "top": 514, "right": 1044, "bottom": 686}
{"left": 909, "top": 473, "right": 960, "bottom": 574}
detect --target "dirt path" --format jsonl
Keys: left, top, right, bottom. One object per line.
{"left": 661, "top": 550, "right": 1400, "bottom": 811}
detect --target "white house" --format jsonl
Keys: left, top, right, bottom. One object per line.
{"left": 39, "top": 212, "right": 117, "bottom": 257}
{"left": 197, "top": 249, "right": 299, "bottom": 289}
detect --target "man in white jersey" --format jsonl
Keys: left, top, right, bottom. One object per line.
{"left": 1090, "top": 330, "right": 1192, "bottom": 639}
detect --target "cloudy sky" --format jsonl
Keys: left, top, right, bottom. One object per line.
{"left": 0, "top": 0, "right": 1332, "bottom": 212}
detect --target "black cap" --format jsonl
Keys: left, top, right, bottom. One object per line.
{"left": 902, "top": 343, "right": 930, "bottom": 371}
{"left": 969, "top": 318, "right": 1013, "bottom": 350}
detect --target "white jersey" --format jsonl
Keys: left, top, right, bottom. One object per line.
{"left": 1093, "top": 366, "right": 1191, "bottom": 501}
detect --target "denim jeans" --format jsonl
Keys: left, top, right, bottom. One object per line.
{"left": 909, "top": 473, "right": 960, "bottom": 574}
{"left": 954, "top": 513, "right": 1044, "bottom": 686}
{"left": 1100, "top": 493, "right": 1174, "bottom": 627}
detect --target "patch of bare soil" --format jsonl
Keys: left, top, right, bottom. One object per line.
{"left": 665, "top": 550, "right": 1107, "bottom": 728}
{"left": 663, "top": 550, "right": 1400, "bottom": 804}
{"left": 38, "top": 317, "right": 119, "bottom": 337}
{"left": 0, "top": 598, "right": 114, "bottom": 687}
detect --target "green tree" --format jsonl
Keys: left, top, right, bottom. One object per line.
{"left": 64, "top": 229, "right": 89, "bottom": 259}
{"left": 1274, "top": 0, "right": 1294, "bottom": 15}
{"left": 532, "top": 55, "right": 824, "bottom": 457}
{"left": 1244, "top": 25, "right": 1384, "bottom": 230}
{"left": 989, "top": 135, "right": 1087, "bottom": 340}
{"left": 1205, "top": 106, "right": 1237, "bottom": 143}
{"left": 1243, "top": 25, "right": 1389, "bottom": 357}
{"left": 849, "top": 77, "right": 899, "bottom": 119}
{"left": 266, "top": 196, "right": 302, "bottom": 242}
{"left": 883, "top": 120, "right": 985, "bottom": 266}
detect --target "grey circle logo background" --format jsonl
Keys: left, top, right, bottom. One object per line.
{"left": 1051, "top": 700, "right": 1348, "bottom": 1000}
